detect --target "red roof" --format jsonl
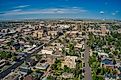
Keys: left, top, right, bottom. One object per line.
{"left": 23, "top": 75, "right": 34, "bottom": 80}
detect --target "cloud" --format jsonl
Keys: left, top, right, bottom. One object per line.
{"left": 100, "top": 11, "right": 104, "bottom": 14}
{"left": 111, "top": 11, "right": 119, "bottom": 16}
{"left": 12, "top": 9, "right": 22, "bottom": 12}
{"left": 115, "top": 10, "right": 119, "bottom": 13}
{"left": 72, "top": 7, "right": 79, "bottom": 9}
{"left": 0, "top": 7, "right": 87, "bottom": 16}
{"left": 112, "top": 13, "right": 116, "bottom": 15}
{"left": 14, "top": 5, "right": 30, "bottom": 8}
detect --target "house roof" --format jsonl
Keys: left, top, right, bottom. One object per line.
{"left": 62, "top": 72, "right": 74, "bottom": 78}
{"left": 32, "top": 72, "right": 44, "bottom": 78}
{"left": 118, "top": 67, "right": 121, "bottom": 72}
{"left": 35, "top": 63, "right": 49, "bottom": 70}
{"left": 102, "top": 59, "right": 113, "bottom": 65}
{"left": 105, "top": 74, "right": 117, "bottom": 79}
{"left": 98, "top": 52, "right": 108, "bottom": 57}
{"left": 20, "top": 68, "right": 29, "bottom": 73}
{"left": 24, "top": 75, "right": 34, "bottom": 80}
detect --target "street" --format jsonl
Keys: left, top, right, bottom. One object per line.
{"left": 84, "top": 38, "right": 92, "bottom": 80}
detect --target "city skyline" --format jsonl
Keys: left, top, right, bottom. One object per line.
{"left": 0, "top": 0, "right": 121, "bottom": 20}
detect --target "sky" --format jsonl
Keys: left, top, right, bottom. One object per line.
{"left": 0, "top": 0, "right": 121, "bottom": 20}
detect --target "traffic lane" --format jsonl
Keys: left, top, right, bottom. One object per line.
{"left": 84, "top": 41, "right": 92, "bottom": 80}
{"left": 84, "top": 63, "right": 92, "bottom": 80}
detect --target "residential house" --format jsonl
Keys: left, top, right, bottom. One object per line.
{"left": 0, "top": 59, "right": 8, "bottom": 68}
{"left": 33, "top": 30, "right": 43, "bottom": 38}
{"left": 98, "top": 52, "right": 109, "bottom": 59}
{"left": 3, "top": 72, "right": 20, "bottom": 80}
{"left": 61, "top": 72, "right": 74, "bottom": 79}
{"left": 19, "top": 65, "right": 31, "bottom": 76}
{"left": 23, "top": 75, "right": 35, "bottom": 80}
{"left": 105, "top": 74, "right": 117, "bottom": 80}
{"left": 62, "top": 56, "right": 77, "bottom": 68}
{"left": 35, "top": 62, "right": 49, "bottom": 70}
{"left": 48, "top": 31, "right": 57, "bottom": 37}
{"left": 26, "top": 59, "right": 37, "bottom": 66}
{"left": 38, "top": 48, "right": 53, "bottom": 55}
{"left": 101, "top": 59, "right": 114, "bottom": 69}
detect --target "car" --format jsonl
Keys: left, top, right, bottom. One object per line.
{"left": 82, "top": 69, "right": 85, "bottom": 73}
{"left": 11, "top": 69, "right": 15, "bottom": 72}
{"left": 83, "top": 63, "right": 85, "bottom": 67}
{"left": 82, "top": 53, "right": 84, "bottom": 57}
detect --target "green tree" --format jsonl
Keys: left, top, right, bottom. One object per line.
{"left": 12, "top": 56, "right": 17, "bottom": 61}
{"left": 35, "top": 54, "right": 42, "bottom": 61}
{"left": 0, "top": 51, "right": 12, "bottom": 59}
{"left": 63, "top": 65, "right": 70, "bottom": 73}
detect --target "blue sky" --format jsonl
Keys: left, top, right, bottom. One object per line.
{"left": 0, "top": 0, "right": 121, "bottom": 20}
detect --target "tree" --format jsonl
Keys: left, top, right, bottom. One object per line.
{"left": 6, "top": 40, "right": 14, "bottom": 46}
{"left": 93, "top": 75, "right": 104, "bottom": 80}
{"left": 96, "top": 76, "right": 104, "bottom": 80}
{"left": 35, "top": 54, "right": 42, "bottom": 61}
{"left": 100, "top": 68, "right": 107, "bottom": 75}
{"left": 47, "top": 76, "right": 54, "bottom": 80}
{"left": 103, "top": 48, "right": 110, "bottom": 53}
{"left": 113, "top": 50, "right": 119, "bottom": 56}
{"left": 112, "top": 70, "right": 117, "bottom": 75}
{"left": 62, "top": 48, "right": 67, "bottom": 56}
{"left": 96, "top": 68, "right": 101, "bottom": 75}
{"left": 0, "top": 51, "right": 12, "bottom": 59}
{"left": 35, "top": 69, "right": 42, "bottom": 73}
{"left": 113, "top": 59, "right": 116, "bottom": 65}
{"left": 12, "top": 56, "right": 17, "bottom": 61}
{"left": 63, "top": 65, "right": 70, "bottom": 73}
{"left": 51, "top": 59, "right": 62, "bottom": 76}
{"left": 105, "top": 68, "right": 111, "bottom": 74}
{"left": 68, "top": 42, "right": 74, "bottom": 51}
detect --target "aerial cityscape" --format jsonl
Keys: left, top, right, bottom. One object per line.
{"left": 0, "top": 0, "right": 121, "bottom": 80}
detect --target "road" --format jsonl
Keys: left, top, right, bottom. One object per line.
{"left": 84, "top": 38, "right": 92, "bottom": 80}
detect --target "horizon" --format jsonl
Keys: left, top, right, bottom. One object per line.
{"left": 0, "top": 0, "right": 121, "bottom": 20}
{"left": 0, "top": 18, "right": 121, "bottom": 21}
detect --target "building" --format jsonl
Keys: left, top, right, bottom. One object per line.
{"left": 61, "top": 72, "right": 74, "bottom": 79}
{"left": 0, "top": 59, "right": 8, "bottom": 68}
{"left": 62, "top": 56, "right": 77, "bottom": 68}
{"left": 98, "top": 52, "right": 109, "bottom": 58}
{"left": 23, "top": 75, "right": 34, "bottom": 80}
{"left": 48, "top": 31, "right": 57, "bottom": 37}
{"left": 35, "top": 63, "right": 49, "bottom": 70}
{"left": 19, "top": 65, "right": 31, "bottom": 76}
{"left": 38, "top": 49, "right": 53, "bottom": 55}
{"left": 101, "top": 59, "right": 114, "bottom": 68}
{"left": 88, "top": 24, "right": 109, "bottom": 36}
{"left": 26, "top": 59, "right": 37, "bottom": 66}
{"left": 33, "top": 31, "right": 43, "bottom": 38}
{"left": 3, "top": 72, "right": 20, "bottom": 80}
